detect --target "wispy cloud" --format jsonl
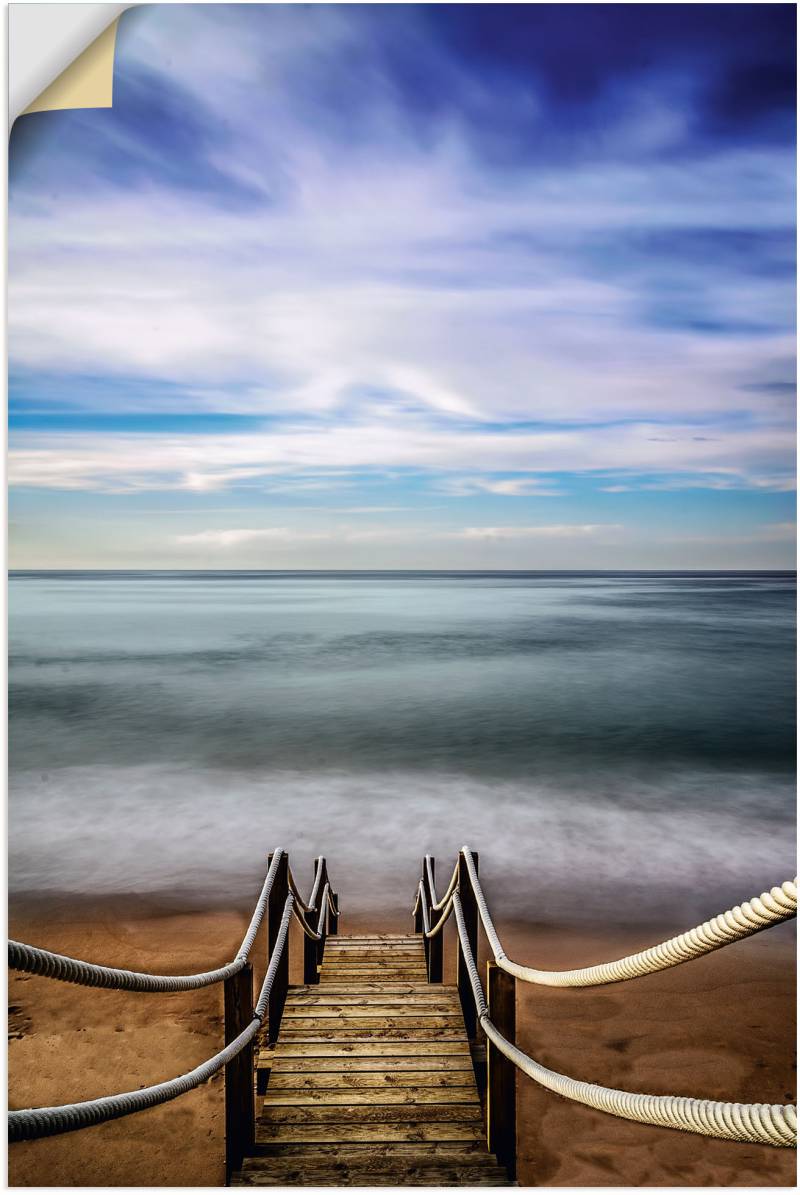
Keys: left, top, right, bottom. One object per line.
{"left": 7, "top": 4, "right": 795, "bottom": 567}
{"left": 455, "top": 524, "right": 623, "bottom": 540}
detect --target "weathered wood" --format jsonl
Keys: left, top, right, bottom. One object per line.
{"left": 257, "top": 1122, "right": 485, "bottom": 1144}
{"left": 486, "top": 963, "right": 516, "bottom": 1180}
{"left": 267, "top": 851, "right": 290, "bottom": 1042}
{"left": 263, "top": 1087, "right": 480, "bottom": 1106}
{"left": 225, "top": 963, "right": 255, "bottom": 1182}
{"left": 426, "top": 856, "right": 444, "bottom": 984}
{"left": 456, "top": 851, "right": 479, "bottom": 1040}
{"left": 314, "top": 858, "right": 329, "bottom": 970}
{"left": 257, "top": 1103, "right": 483, "bottom": 1125}
{"left": 284, "top": 992, "right": 461, "bottom": 1006}
{"left": 234, "top": 931, "right": 512, "bottom": 1188}
{"left": 298, "top": 983, "right": 437, "bottom": 994}
{"left": 236, "top": 1163, "right": 509, "bottom": 1186}
{"left": 253, "top": 1141, "right": 492, "bottom": 1159}
{"left": 266, "top": 1071, "right": 476, "bottom": 1089}
{"left": 278, "top": 1030, "right": 467, "bottom": 1043}
{"left": 261, "top": 1054, "right": 474, "bottom": 1072}
{"left": 271, "top": 1040, "right": 471, "bottom": 1057}
{"left": 303, "top": 860, "right": 320, "bottom": 986}
{"left": 281, "top": 1015, "right": 464, "bottom": 1028}
{"left": 282, "top": 1004, "right": 461, "bottom": 1017}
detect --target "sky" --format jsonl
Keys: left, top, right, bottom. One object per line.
{"left": 8, "top": 3, "right": 797, "bottom": 569}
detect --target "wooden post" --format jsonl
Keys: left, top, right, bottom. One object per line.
{"left": 267, "top": 850, "right": 290, "bottom": 1042}
{"left": 304, "top": 858, "right": 322, "bottom": 984}
{"left": 316, "top": 858, "right": 329, "bottom": 970}
{"left": 224, "top": 963, "right": 254, "bottom": 1183}
{"left": 303, "top": 924, "right": 319, "bottom": 984}
{"left": 456, "top": 850, "right": 479, "bottom": 1039}
{"left": 328, "top": 889, "right": 339, "bottom": 935}
{"left": 426, "top": 858, "right": 443, "bottom": 984}
{"left": 421, "top": 857, "right": 431, "bottom": 975}
{"left": 487, "top": 962, "right": 517, "bottom": 1179}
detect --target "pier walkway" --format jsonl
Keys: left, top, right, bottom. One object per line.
{"left": 8, "top": 848, "right": 798, "bottom": 1184}
{"left": 235, "top": 934, "right": 510, "bottom": 1185}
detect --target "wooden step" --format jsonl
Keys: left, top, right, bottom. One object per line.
{"left": 233, "top": 933, "right": 512, "bottom": 1187}
{"left": 234, "top": 1156, "right": 510, "bottom": 1186}
{"left": 263, "top": 1087, "right": 480, "bottom": 1106}
{"left": 266, "top": 1071, "right": 476, "bottom": 1089}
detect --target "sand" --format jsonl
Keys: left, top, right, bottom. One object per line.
{"left": 7, "top": 902, "right": 797, "bottom": 1188}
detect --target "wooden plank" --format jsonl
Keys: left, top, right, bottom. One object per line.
{"left": 266, "top": 1071, "right": 476, "bottom": 1089}
{"left": 320, "top": 968, "right": 428, "bottom": 976}
{"left": 326, "top": 936, "right": 420, "bottom": 942}
{"left": 294, "top": 984, "right": 436, "bottom": 995}
{"left": 278, "top": 1016, "right": 464, "bottom": 1030}
{"left": 270, "top": 1041, "right": 470, "bottom": 1057}
{"left": 325, "top": 943, "right": 423, "bottom": 950}
{"left": 277, "top": 1030, "right": 466, "bottom": 1042}
{"left": 258, "top": 1105, "right": 482, "bottom": 1125}
{"left": 260, "top": 1055, "right": 473, "bottom": 1072}
{"left": 235, "top": 1165, "right": 508, "bottom": 1186}
{"left": 253, "top": 1142, "right": 492, "bottom": 1159}
{"left": 318, "top": 974, "right": 428, "bottom": 983}
{"left": 282, "top": 1007, "right": 461, "bottom": 1019}
{"left": 324, "top": 948, "right": 423, "bottom": 955}
{"left": 256, "top": 1123, "right": 485, "bottom": 1144}
{"left": 283, "top": 996, "right": 461, "bottom": 1009}
{"left": 320, "top": 959, "right": 424, "bottom": 967}
{"left": 263, "top": 1088, "right": 480, "bottom": 1106}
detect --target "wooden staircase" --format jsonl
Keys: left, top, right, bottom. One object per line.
{"left": 231, "top": 934, "right": 513, "bottom": 1186}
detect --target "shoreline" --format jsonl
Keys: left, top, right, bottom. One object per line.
{"left": 8, "top": 905, "right": 796, "bottom": 1187}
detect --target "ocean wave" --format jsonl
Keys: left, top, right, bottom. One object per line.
{"left": 9, "top": 765, "right": 795, "bottom": 926}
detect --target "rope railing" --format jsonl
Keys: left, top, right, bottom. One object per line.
{"left": 9, "top": 851, "right": 342, "bottom": 992}
{"left": 450, "top": 891, "right": 796, "bottom": 1149}
{"left": 8, "top": 895, "right": 294, "bottom": 1143}
{"left": 459, "top": 846, "right": 797, "bottom": 988}
{"left": 8, "top": 850, "right": 287, "bottom": 992}
{"left": 8, "top": 846, "right": 341, "bottom": 1163}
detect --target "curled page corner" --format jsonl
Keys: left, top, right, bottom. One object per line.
{"left": 23, "top": 18, "right": 120, "bottom": 117}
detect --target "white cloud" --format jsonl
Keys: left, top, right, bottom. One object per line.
{"left": 8, "top": 417, "right": 793, "bottom": 494}
{"left": 441, "top": 476, "right": 563, "bottom": 497}
{"left": 455, "top": 524, "right": 623, "bottom": 540}
{"left": 174, "top": 527, "right": 326, "bottom": 548}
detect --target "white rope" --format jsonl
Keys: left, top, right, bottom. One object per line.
{"left": 316, "top": 884, "right": 330, "bottom": 937}
{"left": 8, "top": 850, "right": 286, "bottom": 992}
{"left": 430, "top": 857, "right": 458, "bottom": 911}
{"left": 460, "top": 847, "right": 797, "bottom": 987}
{"left": 451, "top": 894, "right": 796, "bottom": 1149}
{"left": 424, "top": 891, "right": 455, "bottom": 938}
{"left": 416, "top": 881, "right": 431, "bottom": 935}
{"left": 8, "top": 896, "right": 294, "bottom": 1142}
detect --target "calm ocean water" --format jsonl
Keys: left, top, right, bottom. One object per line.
{"left": 8, "top": 571, "right": 796, "bottom": 924}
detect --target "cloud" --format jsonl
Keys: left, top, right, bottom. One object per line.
{"left": 8, "top": 417, "right": 794, "bottom": 494}
{"left": 175, "top": 527, "right": 325, "bottom": 548}
{"left": 7, "top": 5, "right": 795, "bottom": 568}
{"left": 440, "top": 476, "right": 563, "bottom": 497}
{"left": 455, "top": 524, "right": 623, "bottom": 540}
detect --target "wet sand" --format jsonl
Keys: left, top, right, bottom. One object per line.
{"left": 8, "top": 902, "right": 796, "bottom": 1187}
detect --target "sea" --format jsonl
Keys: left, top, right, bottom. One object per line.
{"left": 8, "top": 570, "right": 796, "bottom": 926}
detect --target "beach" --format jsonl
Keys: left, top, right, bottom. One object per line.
{"left": 9, "top": 571, "right": 796, "bottom": 1184}
{"left": 8, "top": 903, "right": 796, "bottom": 1187}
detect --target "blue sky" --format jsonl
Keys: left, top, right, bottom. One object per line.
{"left": 8, "top": 3, "right": 796, "bottom": 568}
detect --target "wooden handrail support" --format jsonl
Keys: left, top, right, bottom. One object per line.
{"left": 487, "top": 962, "right": 517, "bottom": 1180}
{"left": 316, "top": 857, "right": 330, "bottom": 971}
{"left": 267, "top": 851, "right": 290, "bottom": 1041}
{"left": 304, "top": 859, "right": 323, "bottom": 984}
{"left": 426, "top": 857, "right": 443, "bottom": 983}
{"left": 456, "top": 850, "right": 480, "bottom": 1040}
{"left": 224, "top": 963, "right": 254, "bottom": 1182}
